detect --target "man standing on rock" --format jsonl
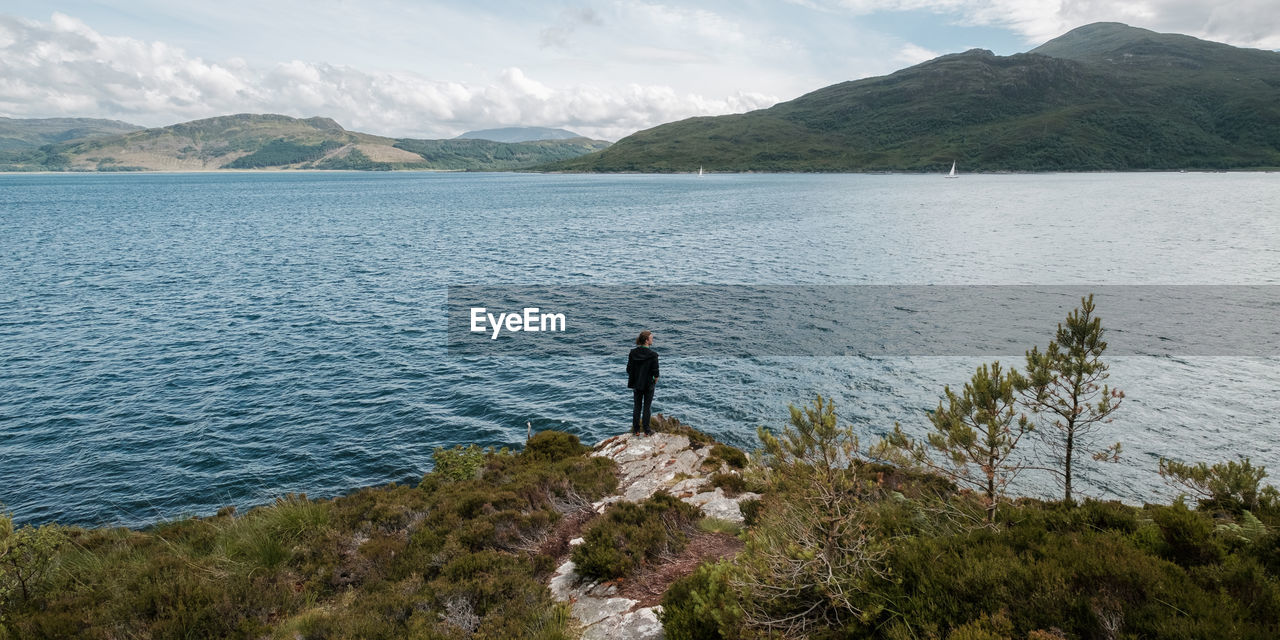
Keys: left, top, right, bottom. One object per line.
{"left": 627, "top": 330, "right": 659, "bottom": 436}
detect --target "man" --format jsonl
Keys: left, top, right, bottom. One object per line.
{"left": 627, "top": 330, "right": 659, "bottom": 436}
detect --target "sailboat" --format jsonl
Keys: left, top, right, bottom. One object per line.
{"left": 945, "top": 160, "right": 959, "bottom": 178}
{"left": 698, "top": 166, "right": 704, "bottom": 176}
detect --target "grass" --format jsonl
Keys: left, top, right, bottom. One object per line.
{"left": 696, "top": 517, "right": 742, "bottom": 536}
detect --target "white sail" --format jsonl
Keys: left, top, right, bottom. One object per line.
{"left": 946, "top": 160, "right": 958, "bottom": 178}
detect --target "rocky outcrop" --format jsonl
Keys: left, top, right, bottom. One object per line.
{"left": 549, "top": 431, "right": 759, "bottom": 640}
{"left": 589, "top": 432, "right": 758, "bottom": 523}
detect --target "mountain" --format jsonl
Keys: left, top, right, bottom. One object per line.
{"left": 455, "top": 126, "right": 584, "bottom": 142}
{"left": 0, "top": 117, "right": 143, "bottom": 152}
{"left": 0, "top": 114, "right": 610, "bottom": 172}
{"left": 545, "top": 23, "right": 1280, "bottom": 172}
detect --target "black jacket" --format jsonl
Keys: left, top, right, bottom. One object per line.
{"left": 627, "top": 346, "right": 659, "bottom": 390}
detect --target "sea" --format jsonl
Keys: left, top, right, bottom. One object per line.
{"left": 1, "top": 171, "right": 1277, "bottom": 527}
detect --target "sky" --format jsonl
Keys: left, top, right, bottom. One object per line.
{"left": 1, "top": 1, "right": 1277, "bottom": 140}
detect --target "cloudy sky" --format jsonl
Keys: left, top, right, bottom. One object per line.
{"left": 1, "top": 1, "right": 1277, "bottom": 140}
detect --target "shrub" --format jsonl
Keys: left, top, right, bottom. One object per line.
{"left": 432, "top": 444, "right": 488, "bottom": 482}
{"left": 2, "top": 436, "right": 619, "bottom": 639}
{"left": 871, "top": 517, "right": 1264, "bottom": 639}
{"left": 659, "top": 561, "right": 743, "bottom": 640}
{"left": 1079, "top": 498, "right": 1141, "bottom": 534}
{"left": 1150, "top": 500, "right": 1225, "bottom": 567}
{"left": 709, "top": 472, "right": 748, "bottom": 496}
{"left": 738, "top": 498, "right": 764, "bottom": 527}
{"left": 0, "top": 510, "right": 66, "bottom": 607}
{"left": 706, "top": 444, "right": 748, "bottom": 469}
{"left": 523, "top": 431, "right": 587, "bottom": 463}
{"left": 571, "top": 492, "right": 701, "bottom": 582}
{"left": 1159, "top": 457, "right": 1280, "bottom": 516}
{"left": 1247, "top": 530, "right": 1280, "bottom": 576}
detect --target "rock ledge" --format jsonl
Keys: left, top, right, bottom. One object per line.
{"left": 548, "top": 432, "right": 759, "bottom": 640}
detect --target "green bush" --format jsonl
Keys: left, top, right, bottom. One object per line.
{"left": 1160, "top": 457, "right": 1280, "bottom": 516}
{"left": 0, "top": 510, "right": 67, "bottom": 610}
{"left": 572, "top": 492, "right": 701, "bottom": 582}
{"left": 659, "top": 561, "right": 743, "bottom": 640}
{"left": 738, "top": 498, "right": 763, "bottom": 527}
{"left": 1150, "top": 500, "right": 1226, "bottom": 567}
{"left": 706, "top": 443, "right": 748, "bottom": 469}
{"left": 709, "top": 472, "right": 747, "bottom": 496}
{"left": 432, "top": 444, "right": 488, "bottom": 482}
{"left": 523, "top": 431, "right": 587, "bottom": 463}
{"left": 1080, "top": 498, "right": 1142, "bottom": 533}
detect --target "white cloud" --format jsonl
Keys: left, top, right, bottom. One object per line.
{"left": 801, "top": 0, "right": 1280, "bottom": 48}
{"left": 896, "top": 42, "right": 942, "bottom": 64}
{"left": 0, "top": 12, "right": 778, "bottom": 140}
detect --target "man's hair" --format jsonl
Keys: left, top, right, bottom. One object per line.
{"left": 636, "top": 330, "right": 652, "bottom": 346}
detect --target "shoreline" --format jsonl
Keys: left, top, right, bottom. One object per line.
{"left": 2, "top": 167, "right": 1276, "bottom": 176}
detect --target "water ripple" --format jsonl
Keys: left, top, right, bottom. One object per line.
{"left": 1, "top": 171, "right": 1279, "bottom": 526}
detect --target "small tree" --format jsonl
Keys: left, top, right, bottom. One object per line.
{"left": 883, "top": 361, "right": 1031, "bottom": 523}
{"left": 736, "top": 396, "right": 890, "bottom": 637}
{"left": 1158, "top": 456, "right": 1279, "bottom": 515}
{"left": 0, "top": 509, "right": 66, "bottom": 608}
{"left": 1021, "top": 294, "right": 1124, "bottom": 504}
{"left": 756, "top": 394, "right": 861, "bottom": 502}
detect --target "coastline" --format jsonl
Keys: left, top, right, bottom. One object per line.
{"left": 3, "top": 167, "right": 1277, "bottom": 176}
{"left": 4, "top": 417, "right": 1276, "bottom": 638}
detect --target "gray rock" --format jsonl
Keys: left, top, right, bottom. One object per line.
{"left": 548, "top": 560, "right": 578, "bottom": 601}
{"left": 586, "top": 606, "right": 665, "bottom": 640}
{"left": 574, "top": 596, "right": 638, "bottom": 628}
{"left": 688, "top": 488, "right": 761, "bottom": 524}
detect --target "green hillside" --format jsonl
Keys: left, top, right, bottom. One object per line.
{"left": 393, "top": 137, "right": 609, "bottom": 170}
{"left": 0, "top": 117, "right": 142, "bottom": 152}
{"left": 454, "top": 126, "right": 584, "bottom": 142}
{"left": 0, "top": 113, "right": 609, "bottom": 172}
{"left": 544, "top": 22, "right": 1280, "bottom": 173}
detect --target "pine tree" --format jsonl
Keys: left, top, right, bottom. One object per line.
{"left": 1021, "top": 295, "right": 1124, "bottom": 504}
{"left": 882, "top": 361, "right": 1031, "bottom": 523}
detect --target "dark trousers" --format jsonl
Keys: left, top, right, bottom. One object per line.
{"left": 632, "top": 386, "right": 654, "bottom": 434}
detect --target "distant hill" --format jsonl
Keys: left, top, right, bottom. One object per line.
{"left": 455, "top": 126, "right": 584, "bottom": 142}
{"left": 0, "top": 117, "right": 142, "bottom": 152}
{"left": 0, "top": 114, "right": 610, "bottom": 172}
{"left": 545, "top": 23, "right": 1280, "bottom": 172}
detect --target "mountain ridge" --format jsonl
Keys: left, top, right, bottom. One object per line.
{"left": 0, "top": 117, "right": 144, "bottom": 152}
{"left": 543, "top": 22, "right": 1280, "bottom": 172}
{"left": 0, "top": 113, "right": 610, "bottom": 172}
{"left": 455, "top": 126, "right": 584, "bottom": 142}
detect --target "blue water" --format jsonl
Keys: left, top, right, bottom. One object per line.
{"left": 2, "top": 171, "right": 1278, "bottom": 526}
